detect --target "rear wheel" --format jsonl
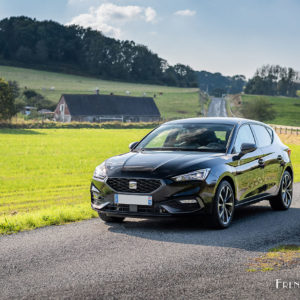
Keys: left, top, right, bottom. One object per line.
{"left": 270, "top": 170, "right": 293, "bottom": 210}
{"left": 98, "top": 212, "right": 125, "bottom": 223}
{"left": 210, "top": 180, "right": 235, "bottom": 229}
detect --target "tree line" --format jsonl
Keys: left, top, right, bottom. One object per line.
{"left": 196, "top": 71, "right": 246, "bottom": 96}
{"left": 0, "top": 16, "right": 197, "bottom": 87}
{"left": 245, "top": 65, "right": 300, "bottom": 97}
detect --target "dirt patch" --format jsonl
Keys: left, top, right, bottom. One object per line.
{"left": 247, "top": 245, "right": 300, "bottom": 272}
{"left": 228, "top": 94, "right": 243, "bottom": 117}
{"left": 278, "top": 134, "right": 300, "bottom": 145}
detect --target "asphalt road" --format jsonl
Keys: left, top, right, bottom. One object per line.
{"left": 207, "top": 97, "right": 227, "bottom": 117}
{"left": 1, "top": 184, "right": 300, "bottom": 300}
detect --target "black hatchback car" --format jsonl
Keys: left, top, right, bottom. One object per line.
{"left": 91, "top": 118, "right": 293, "bottom": 228}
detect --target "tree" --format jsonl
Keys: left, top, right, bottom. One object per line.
{"left": 22, "top": 89, "right": 54, "bottom": 110}
{"left": 16, "top": 46, "right": 33, "bottom": 62}
{"left": 0, "top": 78, "right": 16, "bottom": 120}
{"left": 8, "top": 80, "right": 20, "bottom": 99}
{"left": 245, "top": 65, "right": 299, "bottom": 97}
{"left": 196, "top": 71, "right": 246, "bottom": 94}
{"left": 241, "top": 97, "right": 276, "bottom": 122}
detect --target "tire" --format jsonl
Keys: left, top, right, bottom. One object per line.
{"left": 270, "top": 170, "right": 293, "bottom": 210}
{"left": 98, "top": 212, "right": 125, "bottom": 223}
{"left": 210, "top": 180, "right": 235, "bottom": 229}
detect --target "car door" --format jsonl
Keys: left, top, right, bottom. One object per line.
{"left": 251, "top": 124, "right": 282, "bottom": 196}
{"left": 232, "top": 124, "right": 265, "bottom": 202}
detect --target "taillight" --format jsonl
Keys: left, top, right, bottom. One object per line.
{"left": 287, "top": 149, "right": 291, "bottom": 158}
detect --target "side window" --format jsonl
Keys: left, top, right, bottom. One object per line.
{"left": 234, "top": 125, "right": 255, "bottom": 153}
{"left": 251, "top": 125, "right": 272, "bottom": 147}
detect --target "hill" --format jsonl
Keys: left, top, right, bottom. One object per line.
{"left": 241, "top": 94, "right": 300, "bottom": 126}
{"left": 0, "top": 16, "right": 197, "bottom": 87}
{"left": 0, "top": 65, "right": 199, "bottom": 120}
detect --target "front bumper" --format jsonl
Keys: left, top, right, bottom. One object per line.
{"left": 90, "top": 176, "right": 217, "bottom": 218}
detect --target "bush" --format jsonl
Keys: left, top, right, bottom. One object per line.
{"left": 0, "top": 120, "right": 161, "bottom": 129}
{"left": 241, "top": 97, "right": 276, "bottom": 122}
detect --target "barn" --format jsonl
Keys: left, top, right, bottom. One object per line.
{"left": 54, "top": 94, "right": 160, "bottom": 123}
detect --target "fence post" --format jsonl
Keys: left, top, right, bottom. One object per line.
{"left": 280, "top": 127, "right": 282, "bottom": 134}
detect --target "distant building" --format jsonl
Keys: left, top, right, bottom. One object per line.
{"left": 23, "top": 106, "right": 37, "bottom": 115}
{"left": 54, "top": 94, "right": 160, "bottom": 123}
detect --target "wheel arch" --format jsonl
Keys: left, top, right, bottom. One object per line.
{"left": 284, "top": 165, "right": 293, "bottom": 180}
{"left": 214, "top": 173, "right": 237, "bottom": 200}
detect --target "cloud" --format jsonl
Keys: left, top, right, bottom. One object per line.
{"left": 66, "top": 3, "right": 157, "bottom": 38}
{"left": 145, "top": 7, "right": 157, "bottom": 23}
{"left": 174, "top": 9, "right": 196, "bottom": 17}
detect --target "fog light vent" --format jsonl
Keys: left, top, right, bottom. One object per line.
{"left": 178, "top": 199, "right": 198, "bottom": 204}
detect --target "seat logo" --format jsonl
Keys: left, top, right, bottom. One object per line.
{"left": 129, "top": 181, "right": 137, "bottom": 190}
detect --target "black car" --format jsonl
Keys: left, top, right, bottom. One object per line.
{"left": 91, "top": 118, "right": 293, "bottom": 228}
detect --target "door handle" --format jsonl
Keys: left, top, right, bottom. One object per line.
{"left": 258, "top": 158, "right": 265, "bottom": 168}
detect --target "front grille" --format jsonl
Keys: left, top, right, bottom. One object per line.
{"left": 106, "top": 178, "right": 161, "bottom": 194}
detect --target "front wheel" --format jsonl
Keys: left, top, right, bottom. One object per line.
{"left": 210, "top": 180, "right": 235, "bottom": 229}
{"left": 98, "top": 212, "right": 125, "bottom": 223}
{"left": 270, "top": 170, "right": 293, "bottom": 210}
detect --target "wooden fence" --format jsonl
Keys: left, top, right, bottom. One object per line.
{"left": 270, "top": 125, "right": 300, "bottom": 135}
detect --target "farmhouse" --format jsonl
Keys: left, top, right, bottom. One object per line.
{"left": 54, "top": 94, "right": 160, "bottom": 123}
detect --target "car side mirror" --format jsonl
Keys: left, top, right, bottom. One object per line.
{"left": 129, "top": 141, "right": 139, "bottom": 151}
{"left": 240, "top": 143, "right": 257, "bottom": 154}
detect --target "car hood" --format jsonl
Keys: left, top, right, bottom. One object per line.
{"left": 105, "top": 150, "right": 225, "bottom": 178}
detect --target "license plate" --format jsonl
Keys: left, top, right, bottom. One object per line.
{"left": 114, "top": 194, "right": 152, "bottom": 206}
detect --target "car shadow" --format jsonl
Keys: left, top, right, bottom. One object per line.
{"left": 107, "top": 201, "right": 300, "bottom": 252}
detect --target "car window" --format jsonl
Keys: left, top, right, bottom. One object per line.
{"left": 136, "top": 123, "right": 234, "bottom": 152}
{"left": 234, "top": 125, "right": 255, "bottom": 153}
{"left": 251, "top": 125, "right": 272, "bottom": 147}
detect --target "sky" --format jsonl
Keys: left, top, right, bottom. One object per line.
{"left": 0, "top": 0, "right": 299, "bottom": 78}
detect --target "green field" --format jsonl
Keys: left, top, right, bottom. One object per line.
{"left": 0, "top": 128, "right": 149, "bottom": 234}
{"left": 241, "top": 94, "right": 300, "bottom": 127}
{"left": 1, "top": 128, "right": 300, "bottom": 234}
{"left": 0, "top": 65, "right": 199, "bottom": 120}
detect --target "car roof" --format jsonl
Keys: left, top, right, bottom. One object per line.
{"left": 163, "top": 117, "right": 270, "bottom": 127}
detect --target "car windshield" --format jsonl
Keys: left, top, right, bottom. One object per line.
{"left": 136, "top": 123, "right": 234, "bottom": 152}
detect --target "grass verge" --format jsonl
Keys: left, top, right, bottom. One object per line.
{"left": 0, "top": 204, "right": 98, "bottom": 235}
{"left": 247, "top": 245, "right": 300, "bottom": 272}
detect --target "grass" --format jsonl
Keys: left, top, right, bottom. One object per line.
{"left": 0, "top": 128, "right": 149, "bottom": 234}
{"left": 0, "top": 129, "right": 299, "bottom": 235}
{"left": 278, "top": 134, "right": 300, "bottom": 182}
{"left": 247, "top": 245, "right": 300, "bottom": 272}
{"left": 0, "top": 65, "right": 199, "bottom": 120}
{"left": 241, "top": 94, "right": 300, "bottom": 127}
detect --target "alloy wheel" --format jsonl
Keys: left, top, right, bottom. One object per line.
{"left": 217, "top": 185, "right": 234, "bottom": 225}
{"left": 281, "top": 173, "right": 293, "bottom": 207}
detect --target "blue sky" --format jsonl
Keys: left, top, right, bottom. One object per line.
{"left": 0, "top": 0, "right": 299, "bottom": 78}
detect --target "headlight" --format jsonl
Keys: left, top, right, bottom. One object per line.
{"left": 172, "top": 168, "right": 210, "bottom": 182}
{"left": 93, "top": 162, "right": 107, "bottom": 180}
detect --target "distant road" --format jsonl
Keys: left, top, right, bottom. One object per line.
{"left": 207, "top": 97, "right": 227, "bottom": 117}
{"left": 0, "top": 184, "right": 300, "bottom": 299}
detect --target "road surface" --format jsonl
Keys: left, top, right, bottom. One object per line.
{"left": 207, "top": 97, "right": 227, "bottom": 117}
{"left": 1, "top": 184, "right": 300, "bottom": 299}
